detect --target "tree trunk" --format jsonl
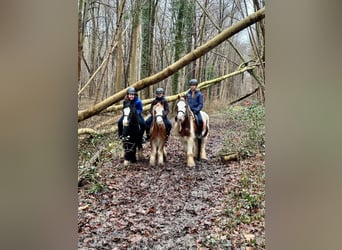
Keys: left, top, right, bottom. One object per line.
{"left": 115, "top": 5, "right": 124, "bottom": 97}
{"left": 141, "top": 0, "right": 158, "bottom": 99}
{"left": 88, "top": 1, "right": 98, "bottom": 98}
{"left": 129, "top": 0, "right": 141, "bottom": 85}
{"left": 171, "top": 0, "right": 185, "bottom": 95}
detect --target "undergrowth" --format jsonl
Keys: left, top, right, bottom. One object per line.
{"left": 221, "top": 102, "right": 265, "bottom": 159}
{"left": 210, "top": 102, "right": 266, "bottom": 249}
{"left": 78, "top": 134, "right": 122, "bottom": 193}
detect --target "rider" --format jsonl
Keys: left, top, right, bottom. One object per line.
{"left": 186, "top": 79, "right": 204, "bottom": 137}
{"left": 117, "top": 87, "right": 146, "bottom": 140}
{"left": 145, "top": 87, "right": 172, "bottom": 141}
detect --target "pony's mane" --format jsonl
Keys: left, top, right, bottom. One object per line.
{"left": 153, "top": 101, "right": 164, "bottom": 112}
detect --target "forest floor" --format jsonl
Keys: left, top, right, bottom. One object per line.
{"left": 78, "top": 106, "right": 265, "bottom": 249}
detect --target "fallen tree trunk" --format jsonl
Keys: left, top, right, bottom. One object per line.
{"left": 103, "top": 64, "right": 258, "bottom": 113}
{"left": 78, "top": 127, "right": 118, "bottom": 136}
{"left": 78, "top": 8, "right": 265, "bottom": 122}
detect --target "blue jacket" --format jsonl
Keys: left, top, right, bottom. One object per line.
{"left": 186, "top": 90, "right": 203, "bottom": 114}
{"left": 124, "top": 95, "right": 143, "bottom": 115}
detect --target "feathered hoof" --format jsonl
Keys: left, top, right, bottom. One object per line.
{"left": 200, "top": 154, "right": 208, "bottom": 160}
{"left": 138, "top": 150, "right": 143, "bottom": 160}
{"left": 187, "top": 159, "right": 196, "bottom": 167}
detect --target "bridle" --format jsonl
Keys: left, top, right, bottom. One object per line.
{"left": 176, "top": 99, "right": 187, "bottom": 121}
{"left": 153, "top": 103, "right": 164, "bottom": 126}
{"left": 122, "top": 106, "right": 132, "bottom": 126}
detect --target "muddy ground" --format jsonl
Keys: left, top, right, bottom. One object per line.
{"left": 78, "top": 113, "right": 265, "bottom": 249}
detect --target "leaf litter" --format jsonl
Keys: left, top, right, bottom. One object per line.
{"left": 78, "top": 112, "right": 265, "bottom": 249}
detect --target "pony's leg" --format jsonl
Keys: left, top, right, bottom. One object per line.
{"left": 200, "top": 136, "right": 208, "bottom": 160}
{"left": 157, "top": 144, "right": 164, "bottom": 166}
{"left": 163, "top": 145, "right": 167, "bottom": 159}
{"left": 137, "top": 144, "right": 143, "bottom": 160}
{"left": 202, "top": 119, "right": 207, "bottom": 137}
{"left": 131, "top": 146, "right": 137, "bottom": 163}
{"left": 150, "top": 143, "right": 156, "bottom": 166}
{"left": 193, "top": 139, "right": 199, "bottom": 159}
{"left": 123, "top": 143, "right": 130, "bottom": 166}
{"left": 186, "top": 140, "right": 195, "bottom": 167}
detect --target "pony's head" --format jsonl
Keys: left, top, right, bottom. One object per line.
{"left": 153, "top": 102, "right": 164, "bottom": 126}
{"left": 122, "top": 105, "right": 132, "bottom": 127}
{"left": 122, "top": 104, "right": 140, "bottom": 141}
{"left": 176, "top": 96, "right": 187, "bottom": 122}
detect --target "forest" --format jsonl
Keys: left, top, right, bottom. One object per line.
{"left": 78, "top": 0, "right": 265, "bottom": 249}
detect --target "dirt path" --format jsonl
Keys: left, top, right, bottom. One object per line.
{"left": 78, "top": 113, "right": 265, "bottom": 249}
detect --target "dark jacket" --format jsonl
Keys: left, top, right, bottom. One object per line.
{"left": 150, "top": 96, "right": 170, "bottom": 117}
{"left": 186, "top": 89, "right": 203, "bottom": 114}
{"left": 124, "top": 95, "right": 143, "bottom": 115}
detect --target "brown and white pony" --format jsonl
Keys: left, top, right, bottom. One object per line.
{"left": 174, "top": 96, "right": 209, "bottom": 167}
{"left": 149, "top": 102, "right": 167, "bottom": 166}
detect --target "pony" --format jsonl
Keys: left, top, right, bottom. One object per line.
{"left": 174, "top": 96, "right": 209, "bottom": 167}
{"left": 121, "top": 103, "right": 144, "bottom": 166}
{"left": 149, "top": 102, "right": 167, "bottom": 166}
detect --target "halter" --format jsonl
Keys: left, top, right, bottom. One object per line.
{"left": 176, "top": 98, "right": 188, "bottom": 121}
{"left": 153, "top": 103, "right": 164, "bottom": 125}
{"left": 122, "top": 106, "right": 131, "bottom": 126}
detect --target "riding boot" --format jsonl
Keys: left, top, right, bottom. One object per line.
{"left": 196, "top": 130, "right": 202, "bottom": 138}
{"left": 165, "top": 125, "right": 171, "bottom": 144}
{"left": 196, "top": 122, "right": 202, "bottom": 138}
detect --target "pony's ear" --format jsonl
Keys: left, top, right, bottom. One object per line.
{"left": 184, "top": 95, "right": 187, "bottom": 101}
{"left": 177, "top": 95, "right": 180, "bottom": 100}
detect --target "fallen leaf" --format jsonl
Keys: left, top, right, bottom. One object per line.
{"left": 244, "top": 233, "right": 255, "bottom": 241}
{"left": 78, "top": 204, "right": 90, "bottom": 211}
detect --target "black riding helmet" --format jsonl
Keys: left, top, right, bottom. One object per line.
{"left": 127, "top": 87, "right": 136, "bottom": 94}
{"left": 156, "top": 87, "right": 164, "bottom": 95}
{"left": 188, "top": 79, "right": 198, "bottom": 85}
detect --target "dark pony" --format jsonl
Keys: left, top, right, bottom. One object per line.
{"left": 149, "top": 102, "right": 167, "bottom": 166}
{"left": 174, "top": 96, "right": 209, "bottom": 167}
{"left": 122, "top": 102, "right": 143, "bottom": 166}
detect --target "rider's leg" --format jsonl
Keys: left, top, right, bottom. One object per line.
{"left": 165, "top": 118, "right": 172, "bottom": 142}
{"left": 145, "top": 116, "right": 152, "bottom": 141}
{"left": 196, "top": 112, "right": 203, "bottom": 137}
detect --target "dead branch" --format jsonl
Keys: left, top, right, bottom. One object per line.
{"left": 229, "top": 87, "right": 259, "bottom": 106}
{"left": 221, "top": 153, "right": 239, "bottom": 162}
{"left": 78, "top": 127, "right": 118, "bottom": 136}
